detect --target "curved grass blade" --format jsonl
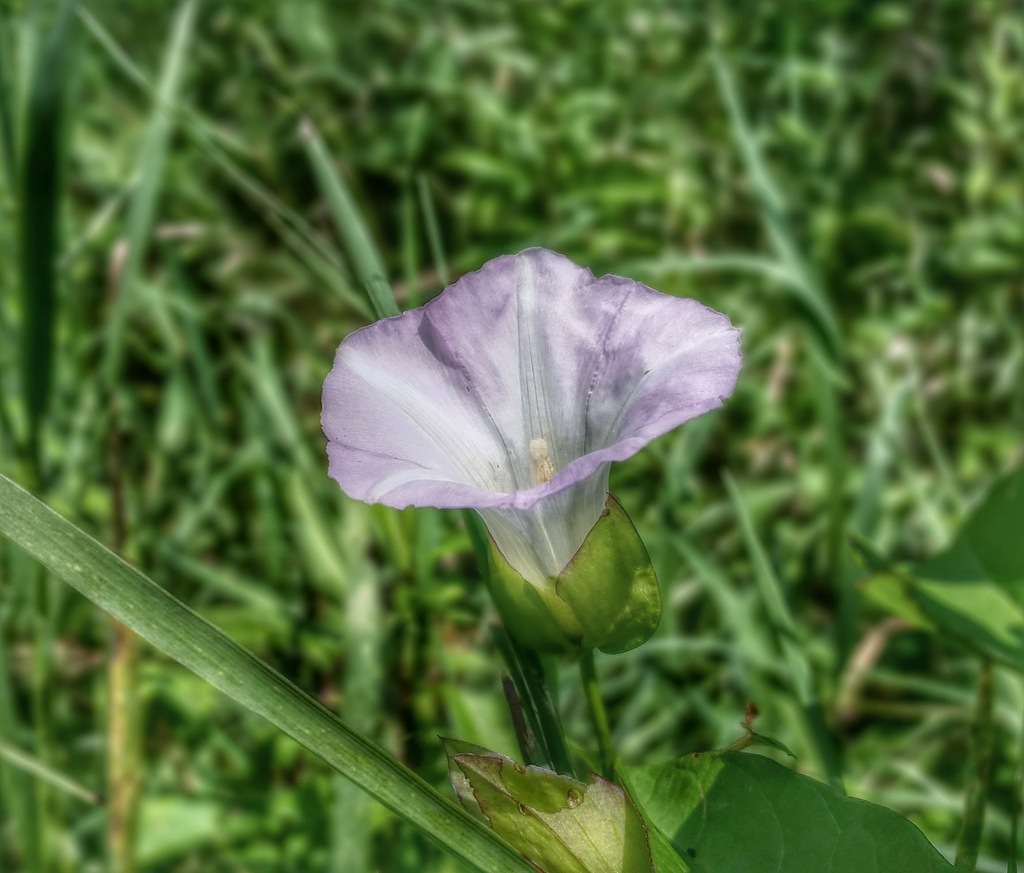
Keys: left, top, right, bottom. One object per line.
{"left": 0, "top": 473, "right": 532, "bottom": 873}
{"left": 300, "top": 118, "right": 400, "bottom": 319}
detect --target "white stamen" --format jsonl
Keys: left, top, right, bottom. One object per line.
{"left": 529, "top": 438, "right": 556, "bottom": 485}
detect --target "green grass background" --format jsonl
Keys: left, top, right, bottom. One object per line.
{"left": 1, "top": 0, "right": 1023, "bottom": 870}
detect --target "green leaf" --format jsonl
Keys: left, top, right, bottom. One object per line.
{"left": 444, "top": 740, "right": 654, "bottom": 873}
{"left": 0, "top": 474, "right": 532, "bottom": 873}
{"left": 624, "top": 751, "right": 953, "bottom": 873}
{"left": 861, "top": 464, "right": 1024, "bottom": 671}
{"left": 943, "top": 462, "right": 1024, "bottom": 592}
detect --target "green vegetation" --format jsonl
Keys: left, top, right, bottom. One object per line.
{"left": 1, "top": 1, "right": 1022, "bottom": 870}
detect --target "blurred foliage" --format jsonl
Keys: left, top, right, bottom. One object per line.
{"left": 1, "top": 0, "right": 1023, "bottom": 870}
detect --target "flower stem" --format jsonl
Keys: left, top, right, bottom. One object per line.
{"left": 494, "top": 629, "right": 574, "bottom": 776}
{"left": 579, "top": 650, "right": 615, "bottom": 780}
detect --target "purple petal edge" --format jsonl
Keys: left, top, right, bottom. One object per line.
{"left": 322, "top": 248, "right": 742, "bottom": 513}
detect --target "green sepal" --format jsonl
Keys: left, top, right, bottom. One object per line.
{"left": 485, "top": 494, "right": 661, "bottom": 657}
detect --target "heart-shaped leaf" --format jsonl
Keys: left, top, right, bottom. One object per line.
{"left": 624, "top": 751, "right": 952, "bottom": 873}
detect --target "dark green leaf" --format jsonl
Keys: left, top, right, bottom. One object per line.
{"left": 624, "top": 751, "right": 953, "bottom": 873}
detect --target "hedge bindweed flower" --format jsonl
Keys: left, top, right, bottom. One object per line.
{"left": 322, "top": 248, "right": 740, "bottom": 650}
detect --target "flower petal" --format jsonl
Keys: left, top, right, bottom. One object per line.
{"left": 324, "top": 249, "right": 738, "bottom": 507}
{"left": 322, "top": 306, "right": 511, "bottom": 506}
{"left": 322, "top": 248, "right": 741, "bottom": 582}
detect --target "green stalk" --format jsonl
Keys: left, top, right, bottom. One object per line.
{"left": 493, "top": 629, "right": 575, "bottom": 778}
{"left": 579, "top": 650, "right": 615, "bottom": 780}
{"left": 28, "top": 560, "right": 54, "bottom": 870}
{"left": 399, "top": 181, "right": 422, "bottom": 308}
{"left": 13, "top": 8, "right": 75, "bottom": 865}
{"left": 955, "top": 661, "right": 994, "bottom": 872}
{"left": 0, "top": 473, "right": 532, "bottom": 873}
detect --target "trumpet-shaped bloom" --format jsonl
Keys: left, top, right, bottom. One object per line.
{"left": 322, "top": 248, "right": 741, "bottom": 586}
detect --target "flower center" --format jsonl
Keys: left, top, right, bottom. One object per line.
{"left": 529, "top": 438, "right": 556, "bottom": 485}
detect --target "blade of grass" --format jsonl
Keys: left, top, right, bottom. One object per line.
{"left": 300, "top": 117, "right": 400, "bottom": 320}
{"left": 417, "top": 171, "right": 449, "bottom": 287}
{"left": 19, "top": 0, "right": 73, "bottom": 481}
{"left": 724, "top": 470, "right": 844, "bottom": 791}
{"left": 400, "top": 180, "right": 422, "bottom": 308}
{"left": 0, "top": 472, "right": 533, "bottom": 873}
{"left": 101, "top": 0, "right": 197, "bottom": 389}
{"left": 0, "top": 734, "right": 104, "bottom": 806}
{"left": 624, "top": 252, "right": 798, "bottom": 287}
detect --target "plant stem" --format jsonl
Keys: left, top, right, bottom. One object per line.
{"left": 105, "top": 402, "right": 141, "bottom": 873}
{"left": 955, "top": 661, "right": 994, "bottom": 872}
{"left": 493, "top": 629, "right": 574, "bottom": 776}
{"left": 579, "top": 650, "right": 615, "bottom": 780}
{"left": 107, "top": 620, "right": 140, "bottom": 873}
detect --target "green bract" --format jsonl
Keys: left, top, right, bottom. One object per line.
{"left": 485, "top": 494, "right": 660, "bottom": 656}
{"left": 444, "top": 739, "right": 654, "bottom": 873}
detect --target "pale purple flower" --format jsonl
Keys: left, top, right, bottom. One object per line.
{"left": 322, "top": 248, "right": 741, "bottom": 586}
